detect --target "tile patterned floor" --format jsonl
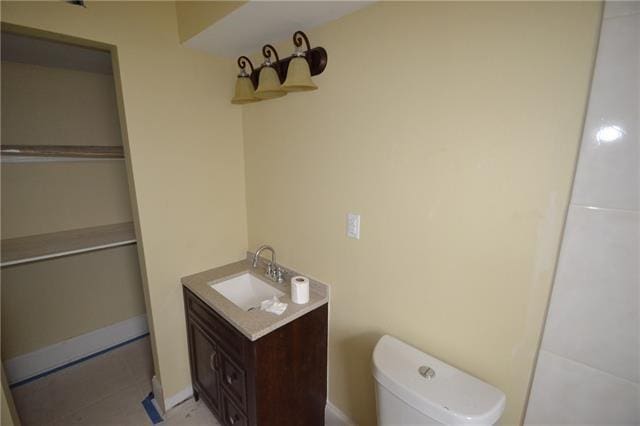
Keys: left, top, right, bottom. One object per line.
{"left": 163, "top": 399, "right": 220, "bottom": 426}
{"left": 11, "top": 335, "right": 343, "bottom": 425}
{"left": 10, "top": 336, "right": 219, "bottom": 426}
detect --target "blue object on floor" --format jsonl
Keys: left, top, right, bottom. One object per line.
{"left": 142, "top": 392, "right": 164, "bottom": 424}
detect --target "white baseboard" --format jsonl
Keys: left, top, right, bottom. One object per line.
{"left": 5, "top": 314, "right": 149, "bottom": 385}
{"left": 152, "top": 375, "right": 166, "bottom": 414}
{"left": 164, "top": 385, "right": 193, "bottom": 411}
{"left": 151, "top": 378, "right": 192, "bottom": 414}
{"left": 326, "top": 400, "right": 356, "bottom": 425}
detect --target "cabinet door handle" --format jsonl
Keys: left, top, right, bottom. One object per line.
{"left": 229, "top": 414, "right": 239, "bottom": 424}
{"left": 226, "top": 372, "right": 236, "bottom": 384}
{"left": 209, "top": 350, "right": 216, "bottom": 371}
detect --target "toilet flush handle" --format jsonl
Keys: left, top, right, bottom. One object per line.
{"left": 419, "top": 365, "right": 435, "bottom": 379}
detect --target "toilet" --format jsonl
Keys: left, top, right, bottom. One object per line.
{"left": 373, "top": 335, "right": 506, "bottom": 425}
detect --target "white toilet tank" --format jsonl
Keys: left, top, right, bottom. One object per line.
{"left": 372, "top": 335, "right": 506, "bottom": 425}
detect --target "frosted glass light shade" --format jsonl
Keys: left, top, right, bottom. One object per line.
{"left": 255, "top": 66, "right": 286, "bottom": 99}
{"left": 231, "top": 76, "right": 259, "bottom": 104}
{"left": 282, "top": 57, "right": 317, "bottom": 92}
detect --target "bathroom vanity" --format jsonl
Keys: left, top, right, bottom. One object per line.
{"left": 181, "top": 256, "right": 329, "bottom": 426}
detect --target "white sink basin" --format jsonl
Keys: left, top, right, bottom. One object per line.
{"left": 210, "top": 273, "right": 284, "bottom": 311}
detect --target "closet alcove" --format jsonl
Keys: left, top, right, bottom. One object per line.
{"left": 0, "top": 31, "right": 149, "bottom": 391}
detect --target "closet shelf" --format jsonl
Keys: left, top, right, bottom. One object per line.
{"left": 1, "top": 222, "right": 136, "bottom": 267}
{"left": 1, "top": 145, "right": 124, "bottom": 162}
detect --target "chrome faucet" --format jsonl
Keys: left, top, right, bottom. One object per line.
{"left": 252, "top": 244, "right": 285, "bottom": 283}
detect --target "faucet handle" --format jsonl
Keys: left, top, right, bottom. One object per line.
{"left": 275, "top": 266, "right": 285, "bottom": 283}
{"left": 265, "top": 262, "right": 274, "bottom": 277}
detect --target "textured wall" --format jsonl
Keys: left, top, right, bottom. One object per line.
{"left": 1, "top": 1, "right": 248, "bottom": 404}
{"left": 1, "top": 161, "right": 132, "bottom": 239}
{"left": 242, "top": 2, "right": 602, "bottom": 424}
{"left": 1, "top": 246, "right": 146, "bottom": 359}
{"left": 1, "top": 61, "right": 121, "bottom": 147}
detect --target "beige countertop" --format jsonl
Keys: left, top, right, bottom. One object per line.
{"left": 181, "top": 253, "right": 329, "bottom": 341}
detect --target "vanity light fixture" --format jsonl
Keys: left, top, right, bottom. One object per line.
{"left": 231, "top": 56, "right": 260, "bottom": 104}
{"left": 255, "top": 45, "right": 287, "bottom": 99}
{"left": 230, "top": 30, "right": 327, "bottom": 104}
{"left": 282, "top": 31, "right": 318, "bottom": 92}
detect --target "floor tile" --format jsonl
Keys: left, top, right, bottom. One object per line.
{"left": 12, "top": 353, "right": 132, "bottom": 425}
{"left": 134, "top": 377, "right": 153, "bottom": 400}
{"left": 11, "top": 382, "right": 56, "bottom": 426}
{"left": 123, "top": 408, "right": 154, "bottom": 426}
{"left": 11, "top": 335, "right": 337, "bottom": 425}
{"left": 58, "top": 384, "right": 148, "bottom": 426}
{"left": 114, "top": 337, "right": 155, "bottom": 384}
{"left": 164, "top": 398, "right": 221, "bottom": 426}
{"left": 11, "top": 337, "right": 154, "bottom": 426}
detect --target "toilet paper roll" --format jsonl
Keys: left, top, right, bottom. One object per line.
{"left": 290, "top": 276, "right": 310, "bottom": 304}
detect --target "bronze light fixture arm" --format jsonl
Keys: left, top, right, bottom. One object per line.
{"left": 262, "top": 44, "right": 281, "bottom": 64}
{"left": 293, "top": 31, "right": 312, "bottom": 52}
{"left": 261, "top": 44, "right": 284, "bottom": 82}
{"left": 237, "top": 56, "right": 255, "bottom": 76}
{"left": 239, "top": 31, "right": 327, "bottom": 89}
{"left": 292, "top": 31, "right": 327, "bottom": 79}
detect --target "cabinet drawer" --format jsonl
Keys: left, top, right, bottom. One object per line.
{"left": 220, "top": 351, "right": 247, "bottom": 410}
{"left": 185, "top": 289, "right": 244, "bottom": 358}
{"left": 222, "top": 390, "right": 248, "bottom": 426}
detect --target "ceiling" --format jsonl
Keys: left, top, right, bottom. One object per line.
{"left": 184, "top": 1, "right": 374, "bottom": 58}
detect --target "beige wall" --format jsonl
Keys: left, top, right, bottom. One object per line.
{"left": 1, "top": 60, "right": 133, "bottom": 238}
{"left": 1, "top": 61, "right": 132, "bottom": 239}
{"left": 1, "top": 1, "right": 602, "bottom": 422}
{"left": 0, "top": 385, "right": 14, "bottom": 426}
{"left": 1, "top": 162, "right": 132, "bottom": 238}
{"left": 242, "top": 2, "right": 601, "bottom": 424}
{"left": 1, "top": 61, "right": 121, "bottom": 147}
{"left": 1, "top": 1, "right": 248, "bottom": 403}
{"left": 1, "top": 246, "right": 145, "bottom": 359}
{"left": 1, "top": 365, "right": 18, "bottom": 426}
{"left": 175, "top": 1, "right": 245, "bottom": 43}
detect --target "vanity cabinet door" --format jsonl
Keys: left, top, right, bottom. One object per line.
{"left": 187, "top": 317, "right": 222, "bottom": 416}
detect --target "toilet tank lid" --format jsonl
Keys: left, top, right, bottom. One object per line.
{"left": 372, "top": 335, "right": 506, "bottom": 425}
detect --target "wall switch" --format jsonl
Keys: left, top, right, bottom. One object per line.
{"left": 347, "top": 213, "right": 360, "bottom": 239}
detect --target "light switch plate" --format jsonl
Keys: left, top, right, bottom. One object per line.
{"left": 347, "top": 213, "right": 360, "bottom": 239}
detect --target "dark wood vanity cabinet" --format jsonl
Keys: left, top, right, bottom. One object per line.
{"left": 183, "top": 288, "right": 328, "bottom": 426}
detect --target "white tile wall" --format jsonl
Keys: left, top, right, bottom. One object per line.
{"left": 603, "top": 1, "right": 640, "bottom": 18}
{"left": 527, "top": 351, "right": 639, "bottom": 425}
{"left": 525, "top": 2, "right": 640, "bottom": 424}
{"left": 571, "top": 12, "right": 639, "bottom": 211}
{"left": 542, "top": 206, "right": 639, "bottom": 382}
